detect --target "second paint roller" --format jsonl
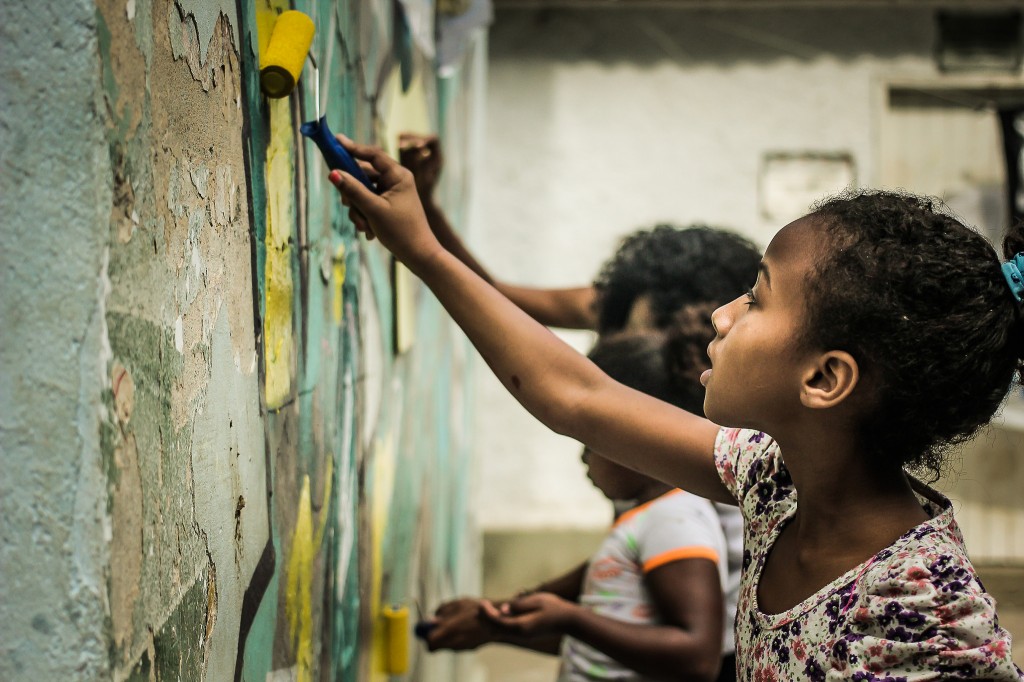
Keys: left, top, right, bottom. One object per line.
{"left": 260, "top": 10, "right": 377, "bottom": 192}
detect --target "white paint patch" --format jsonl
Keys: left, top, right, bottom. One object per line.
{"left": 335, "top": 341, "right": 357, "bottom": 598}
{"left": 214, "top": 165, "right": 233, "bottom": 226}
{"left": 96, "top": 248, "right": 113, "bottom": 425}
{"left": 174, "top": 316, "right": 184, "bottom": 353}
{"left": 190, "top": 164, "right": 210, "bottom": 199}
{"left": 190, "top": 307, "right": 269, "bottom": 681}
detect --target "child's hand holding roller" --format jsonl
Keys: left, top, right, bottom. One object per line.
{"left": 328, "top": 137, "right": 441, "bottom": 269}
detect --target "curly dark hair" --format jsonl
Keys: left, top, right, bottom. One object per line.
{"left": 588, "top": 327, "right": 708, "bottom": 416}
{"left": 805, "top": 190, "right": 1024, "bottom": 479}
{"left": 664, "top": 302, "right": 717, "bottom": 404}
{"left": 592, "top": 224, "right": 762, "bottom": 334}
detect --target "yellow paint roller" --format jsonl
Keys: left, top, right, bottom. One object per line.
{"left": 382, "top": 604, "right": 410, "bottom": 674}
{"left": 260, "top": 10, "right": 315, "bottom": 98}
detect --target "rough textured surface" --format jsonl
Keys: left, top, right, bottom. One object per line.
{"left": 2, "top": 0, "right": 482, "bottom": 679}
{"left": 93, "top": 1, "right": 264, "bottom": 678}
{"left": 0, "top": 1, "right": 113, "bottom": 678}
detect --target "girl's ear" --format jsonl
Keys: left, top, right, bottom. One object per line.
{"left": 800, "top": 351, "right": 859, "bottom": 409}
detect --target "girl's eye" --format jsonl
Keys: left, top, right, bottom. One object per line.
{"left": 745, "top": 288, "right": 757, "bottom": 306}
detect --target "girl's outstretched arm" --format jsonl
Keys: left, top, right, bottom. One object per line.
{"left": 330, "top": 139, "right": 730, "bottom": 503}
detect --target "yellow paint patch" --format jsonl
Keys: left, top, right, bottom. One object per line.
{"left": 367, "top": 435, "right": 397, "bottom": 680}
{"left": 378, "top": 69, "right": 431, "bottom": 354}
{"left": 284, "top": 465, "right": 333, "bottom": 682}
{"left": 264, "top": 94, "right": 295, "bottom": 409}
{"left": 256, "top": 6, "right": 277, "bottom": 62}
{"left": 286, "top": 477, "right": 314, "bottom": 682}
{"left": 393, "top": 261, "right": 416, "bottom": 354}
{"left": 332, "top": 245, "right": 346, "bottom": 326}
{"left": 379, "top": 68, "right": 432, "bottom": 158}
{"left": 256, "top": 1, "right": 296, "bottom": 409}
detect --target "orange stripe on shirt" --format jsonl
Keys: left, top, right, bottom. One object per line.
{"left": 613, "top": 489, "right": 684, "bottom": 528}
{"left": 643, "top": 546, "right": 719, "bottom": 573}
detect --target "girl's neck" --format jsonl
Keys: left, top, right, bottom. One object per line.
{"left": 773, "top": 425, "right": 930, "bottom": 538}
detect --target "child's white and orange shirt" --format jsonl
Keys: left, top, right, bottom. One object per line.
{"left": 559, "top": 489, "right": 729, "bottom": 681}
{"left": 715, "top": 427, "right": 1023, "bottom": 681}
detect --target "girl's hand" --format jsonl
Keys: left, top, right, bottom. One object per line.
{"left": 398, "top": 133, "right": 442, "bottom": 201}
{"left": 481, "top": 592, "right": 579, "bottom": 638}
{"left": 328, "top": 136, "right": 442, "bottom": 269}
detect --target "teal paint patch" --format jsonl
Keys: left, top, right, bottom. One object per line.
{"left": 128, "top": 0, "right": 154, "bottom": 69}
{"left": 102, "top": 313, "right": 204, "bottom": 670}
{"left": 235, "top": 0, "right": 268, "bottom": 322}
{"left": 240, "top": 568, "right": 278, "bottom": 682}
{"left": 96, "top": 8, "right": 131, "bottom": 140}
{"left": 97, "top": 9, "right": 118, "bottom": 104}
{"left": 167, "top": 1, "right": 189, "bottom": 61}
{"left": 152, "top": 566, "right": 212, "bottom": 681}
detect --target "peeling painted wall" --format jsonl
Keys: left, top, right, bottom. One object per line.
{"left": 1, "top": 0, "right": 483, "bottom": 679}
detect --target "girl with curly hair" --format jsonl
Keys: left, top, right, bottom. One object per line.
{"left": 331, "top": 139, "right": 1023, "bottom": 680}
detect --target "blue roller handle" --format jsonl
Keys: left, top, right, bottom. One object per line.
{"left": 300, "top": 116, "right": 378, "bottom": 193}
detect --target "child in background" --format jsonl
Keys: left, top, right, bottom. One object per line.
{"left": 399, "top": 134, "right": 761, "bottom": 333}
{"left": 427, "top": 329, "right": 734, "bottom": 682}
{"left": 331, "top": 142, "right": 1023, "bottom": 678}
{"left": 400, "top": 136, "right": 755, "bottom": 664}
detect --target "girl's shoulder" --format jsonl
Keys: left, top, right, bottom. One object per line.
{"left": 836, "top": 500, "right": 1022, "bottom": 679}
{"left": 856, "top": 486, "right": 981, "bottom": 610}
{"left": 714, "top": 428, "right": 787, "bottom": 503}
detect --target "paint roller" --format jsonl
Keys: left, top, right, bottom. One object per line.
{"left": 383, "top": 604, "right": 411, "bottom": 674}
{"left": 259, "top": 10, "right": 315, "bottom": 98}
{"left": 378, "top": 601, "right": 438, "bottom": 674}
{"left": 259, "top": 10, "right": 378, "bottom": 193}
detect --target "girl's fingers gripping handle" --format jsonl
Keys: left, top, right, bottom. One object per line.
{"left": 329, "top": 170, "right": 383, "bottom": 219}
{"left": 334, "top": 135, "right": 409, "bottom": 191}
{"left": 299, "top": 118, "right": 378, "bottom": 193}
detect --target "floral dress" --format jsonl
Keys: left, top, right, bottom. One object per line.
{"left": 714, "top": 428, "right": 1023, "bottom": 681}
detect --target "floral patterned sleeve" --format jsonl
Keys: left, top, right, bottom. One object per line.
{"left": 830, "top": 543, "right": 1024, "bottom": 681}
{"left": 713, "top": 427, "right": 782, "bottom": 506}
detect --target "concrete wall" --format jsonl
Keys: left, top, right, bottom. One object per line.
{"left": 0, "top": 2, "right": 272, "bottom": 677}
{"left": 1, "top": 1, "right": 114, "bottom": 677}
{"left": 0, "top": 0, "right": 484, "bottom": 679}
{"left": 474, "top": 5, "right": 1024, "bottom": 532}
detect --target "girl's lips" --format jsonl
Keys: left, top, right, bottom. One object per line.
{"left": 700, "top": 368, "right": 712, "bottom": 387}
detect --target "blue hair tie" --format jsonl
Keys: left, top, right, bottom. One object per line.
{"left": 1002, "top": 252, "right": 1024, "bottom": 302}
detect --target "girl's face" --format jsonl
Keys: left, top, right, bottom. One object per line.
{"left": 581, "top": 446, "right": 647, "bottom": 501}
{"left": 702, "top": 217, "right": 822, "bottom": 431}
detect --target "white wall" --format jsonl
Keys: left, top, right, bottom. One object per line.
{"left": 470, "top": 6, "right": 1020, "bottom": 530}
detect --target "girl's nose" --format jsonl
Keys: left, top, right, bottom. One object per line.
{"left": 711, "top": 301, "right": 732, "bottom": 337}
